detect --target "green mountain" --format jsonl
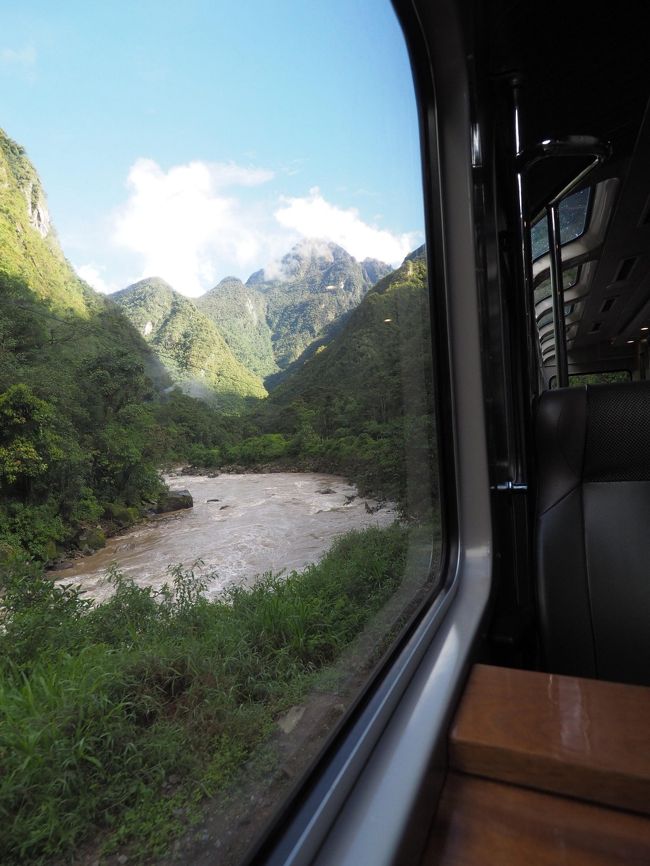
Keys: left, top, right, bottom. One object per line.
{"left": 266, "top": 246, "right": 429, "bottom": 414}
{"left": 252, "top": 246, "right": 435, "bottom": 511}
{"left": 195, "top": 276, "right": 277, "bottom": 378}
{"left": 247, "top": 239, "right": 391, "bottom": 369}
{"left": 110, "top": 278, "right": 267, "bottom": 408}
{"left": 0, "top": 126, "right": 166, "bottom": 409}
{"left": 263, "top": 311, "right": 353, "bottom": 391}
{"left": 118, "top": 241, "right": 390, "bottom": 392}
{"left": 0, "top": 128, "right": 177, "bottom": 559}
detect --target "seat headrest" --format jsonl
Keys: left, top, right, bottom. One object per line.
{"left": 584, "top": 381, "right": 650, "bottom": 482}
{"left": 535, "top": 380, "right": 650, "bottom": 513}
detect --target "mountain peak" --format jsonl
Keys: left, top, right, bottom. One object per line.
{"left": 242, "top": 239, "right": 392, "bottom": 369}
{"left": 404, "top": 244, "right": 426, "bottom": 264}
{"left": 361, "top": 257, "right": 392, "bottom": 286}
{"left": 247, "top": 238, "right": 357, "bottom": 286}
{"left": 110, "top": 277, "right": 176, "bottom": 302}
{"left": 212, "top": 276, "right": 247, "bottom": 292}
{"left": 0, "top": 127, "right": 52, "bottom": 241}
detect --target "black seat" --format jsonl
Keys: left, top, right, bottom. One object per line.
{"left": 535, "top": 381, "right": 650, "bottom": 685}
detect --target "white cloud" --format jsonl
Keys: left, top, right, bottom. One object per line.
{"left": 0, "top": 44, "right": 37, "bottom": 69}
{"left": 76, "top": 263, "right": 115, "bottom": 294}
{"left": 110, "top": 160, "right": 420, "bottom": 296}
{"left": 112, "top": 158, "right": 275, "bottom": 296}
{"left": 208, "top": 163, "right": 275, "bottom": 188}
{"left": 274, "top": 187, "right": 417, "bottom": 265}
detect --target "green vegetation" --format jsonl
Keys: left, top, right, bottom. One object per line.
{"left": 0, "top": 129, "right": 86, "bottom": 317}
{"left": 567, "top": 371, "right": 631, "bottom": 386}
{"left": 0, "top": 127, "right": 439, "bottom": 866}
{"left": 196, "top": 276, "right": 277, "bottom": 378}
{"left": 111, "top": 278, "right": 267, "bottom": 408}
{"left": 0, "top": 128, "right": 260, "bottom": 563}
{"left": 218, "top": 249, "right": 438, "bottom": 517}
{"left": 0, "top": 129, "right": 160, "bottom": 559}
{"left": 0, "top": 524, "right": 408, "bottom": 864}
{"left": 248, "top": 240, "right": 390, "bottom": 370}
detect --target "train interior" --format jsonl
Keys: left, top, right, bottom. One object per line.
{"left": 469, "top": 1, "right": 650, "bottom": 676}
{"left": 476, "top": 0, "right": 650, "bottom": 682}
{"left": 419, "top": 1, "right": 650, "bottom": 862}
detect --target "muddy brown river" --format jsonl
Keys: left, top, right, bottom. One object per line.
{"left": 53, "top": 472, "right": 397, "bottom": 602}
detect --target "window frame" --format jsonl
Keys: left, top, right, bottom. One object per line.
{"left": 530, "top": 186, "right": 593, "bottom": 261}
{"left": 245, "top": 1, "right": 492, "bottom": 863}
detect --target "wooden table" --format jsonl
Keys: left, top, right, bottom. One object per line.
{"left": 423, "top": 664, "right": 650, "bottom": 865}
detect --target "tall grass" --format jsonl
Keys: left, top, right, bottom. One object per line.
{"left": 0, "top": 524, "right": 407, "bottom": 864}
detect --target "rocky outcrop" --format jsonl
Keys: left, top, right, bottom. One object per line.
{"left": 23, "top": 180, "right": 51, "bottom": 238}
{"left": 156, "top": 488, "right": 194, "bottom": 513}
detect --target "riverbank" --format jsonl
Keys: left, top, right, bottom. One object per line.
{"left": 0, "top": 524, "right": 411, "bottom": 866}
{"left": 51, "top": 472, "right": 398, "bottom": 603}
{"left": 51, "top": 462, "right": 391, "bottom": 574}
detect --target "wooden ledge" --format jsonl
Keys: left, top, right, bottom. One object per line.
{"left": 424, "top": 773, "right": 650, "bottom": 866}
{"left": 449, "top": 664, "right": 650, "bottom": 815}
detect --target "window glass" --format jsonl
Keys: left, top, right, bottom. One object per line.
{"left": 537, "top": 302, "right": 575, "bottom": 329}
{"left": 533, "top": 265, "right": 579, "bottom": 305}
{"left": 569, "top": 371, "right": 632, "bottom": 386}
{"left": 530, "top": 187, "right": 591, "bottom": 260}
{"left": 549, "top": 370, "right": 632, "bottom": 387}
{"left": 0, "top": 3, "right": 441, "bottom": 864}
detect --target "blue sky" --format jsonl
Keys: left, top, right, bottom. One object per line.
{"left": 0, "top": 0, "right": 424, "bottom": 296}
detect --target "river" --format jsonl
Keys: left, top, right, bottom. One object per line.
{"left": 53, "top": 473, "right": 398, "bottom": 602}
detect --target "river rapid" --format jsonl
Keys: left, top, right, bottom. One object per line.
{"left": 53, "top": 473, "right": 398, "bottom": 603}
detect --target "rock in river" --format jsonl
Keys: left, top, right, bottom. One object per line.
{"left": 156, "top": 488, "right": 193, "bottom": 513}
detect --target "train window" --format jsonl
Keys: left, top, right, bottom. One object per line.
{"left": 530, "top": 187, "right": 591, "bottom": 259}
{"left": 537, "top": 302, "right": 576, "bottom": 329}
{"left": 533, "top": 265, "right": 579, "bottom": 304}
{"left": 0, "top": 2, "right": 442, "bottom": 865}
{"left": 549, "top": 371, "right": 633, "bottom": 388}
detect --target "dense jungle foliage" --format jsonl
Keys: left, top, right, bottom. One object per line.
{"left": 0, "top": 128, "right": 439, "bottom": 865}
{"left": 0, "top": 130, "right": 252, "bottom": 562}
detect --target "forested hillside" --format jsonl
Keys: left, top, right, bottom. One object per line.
{"left": 196, "top": 276, "right": 277, "bottom": 378}
{"left": 0, "top": 129, "right": 235, "bottom": 561}
{"left": 232, "top": 248, "right": 437, "bottom": 515}
{"left": 111, "top": 278, "right": 267, "bottom": 407}
{"left": 248, "top": 239, "right": 391, "bottom": 369}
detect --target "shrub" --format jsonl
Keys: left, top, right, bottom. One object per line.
{"left": 0, "top": 525, "right": 408, "bottom": 863}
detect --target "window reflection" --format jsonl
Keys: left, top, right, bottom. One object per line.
{"left": 530, "top": 188, "right": 591, "bottom": 260}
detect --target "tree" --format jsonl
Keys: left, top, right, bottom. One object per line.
{"left": 0, "top": 384, "right": 64, "bottom": 494}
{"left": 84, "top": 351, "right": 152, "bottom": 421}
